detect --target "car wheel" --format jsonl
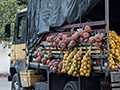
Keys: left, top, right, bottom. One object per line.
{"left": 63, "top": 81, "right": 78, "bottom": 90}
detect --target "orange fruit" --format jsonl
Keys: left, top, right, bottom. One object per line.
{"left": 73, "top": 71, "right": 77, "bottom": 75}
{"left": 83, "top": 62, "right": 87, "bottom": 66}
{"left": 81, "top": 64, "right": 84, "bottom": 68}
{"left": 77, "top": 57, "right": 81, "bottom": 61}
{"left": 67, "top": 66, "right": 70, "bottom": 70}
{"left": 118, "top": 39, "right": 120, "bottom": 42}
{"left": 77, "top": 61, "right": 81, "bottom": 65}
{"left": 87, "top": 64, "right": 91, "bottom": 68}
{"left": 80, "top": 72, "right": 84, "bottom": 76}
{"left": 83, "top": 57, "right": 88, "bottom": 61}
{"left": 115, "top": 65, "right": 118, "bottom": 69}
{"left": 76, "top": 74, "right": 80, "bottom": 77}
{"left": 80, "top": 68, "right": 84, "bottom": 72}
{"left": 111, "top": 61, "right": 115, "bottom": 65}
{"left": 109, "top": 54, "right": 113, "bottom": 58}
{"left": 115, "top": 53, "right": 119, "bottom": 57}
{"left": 87, "top": 69, "right": 91, "bottom": 73}
{"left": 77, "top": 65, "right": 80, "bottom": 69}
{"left": 83, "top": 70, "right": 87, "bottom": 74}
{"left": 85, "top": 73, "right": 90, "bottom": 77}
{"left": 111, "top": 65, "right": 115, "bottom": 69}
{"left": 83, "top": 66, "right": 87, "bottom": 70}
{"left": 81, "top": 60, "right": 84, "bottom": 63}
{"left": 61, "top": 69, "right": 66, "bottom": 73}
{"left": 74, "top": 60, "right": 78, "bottom": 64}
{"left": 115, "top": 49, "right": 119, "bottom": 53}
{"left": 87, "top": 60, "right": 92, "bottom": 64}
{"left": 87, "top": 57, "right": 91, "bottom": 60}
{"left": 109, "top": 59, "right": 112, "bottom": 63}
{"left": 116, "top": 36, "right": 119, "bottom": 40}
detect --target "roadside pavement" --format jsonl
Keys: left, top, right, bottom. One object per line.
{"left": 0, "top": 77, "right": 11, "bottom": 90}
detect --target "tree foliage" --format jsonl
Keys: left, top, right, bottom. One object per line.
{"left": 0, "top": 0, "right": 27, "bottom": 48}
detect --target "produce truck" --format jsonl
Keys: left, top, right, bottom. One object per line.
{"left": 4, "top": 0, "right": 120, "bottom": 90}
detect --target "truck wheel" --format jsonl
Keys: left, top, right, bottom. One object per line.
{"left": 11, "top": 74, "right": 20, "bottom": 90}
{"left": 63, "top": 81, "right": 78, "bottom": 90}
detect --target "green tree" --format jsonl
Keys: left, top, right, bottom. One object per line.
{"left": 0, "top": 0, "right": 27, "bottom": 48}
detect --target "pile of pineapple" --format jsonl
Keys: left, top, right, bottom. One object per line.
{"left": 61, "top": 46, "right": 92, "bottom": 77}
{"left": 109, "top": 30, "right": 120, "bottom": 69}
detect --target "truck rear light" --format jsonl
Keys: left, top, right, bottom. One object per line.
{"left": 96, "top": 61, "right": 100, "bottom": 65}
{"left": 93, "top": 61, "right": 100, "bottom": 65}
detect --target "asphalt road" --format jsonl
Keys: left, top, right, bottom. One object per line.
{"left": 0, "top": 77, "right": 11, "bottom": 90}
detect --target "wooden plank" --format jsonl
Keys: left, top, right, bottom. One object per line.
{"left": 111, "top": 83, "right": 120, "bottom": 87}
{"left": 112, "top": 88, "right": 120, "bottom": 90}
{"left": 39, "top": 46, "right": 100, "bottom": 50}
{"left": 53, "top": 20, "right": 106, "bottom": 30}
{"left": 44, "top": 50, "right": 101, "bottom": 54}
{"left": 111, "top": 72, "right": 120, "bottom": 82}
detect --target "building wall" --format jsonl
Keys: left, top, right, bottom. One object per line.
{"left": 0, "top": 43, "right": 10, "bottom": 74}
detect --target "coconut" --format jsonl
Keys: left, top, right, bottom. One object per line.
{"left": 62, "top": 35, "right": 69, "bottom": 40}
{"left": 60, "top": 43, "right": 67, "bottom": 50}
{"left": 79, "top": 37, "right": 84, "bottom": 42}
{"left": 52, "top": 42, "right": 57, "bottom": 47}
{"left": 47, "top": 53, "right": 53, "bottom": 59}
{"left": 94, "top": 34, "right": 102, "bottom": 42}
{"left": 78, "top": 30, "right": 85, "bottom": 36}
{"left": 54, "top": 37, "right": 60, "bottom": 44}
{"left": 58, "top": 61, "right": 63, "bottom": 69}
{"left": 35, "top": 56, "right": 42, "bottom": 63}
{"left": 58, "top": 40, "right": 65, "bottom": 47}
{"left": 49, "top": 35, "right": 55, "bottom": 42}
{"left": 48, "top": 60, "right": 56, "bottom": 67}
{"left": 37, "top": 52, "right": 44, "bottom": 57}
{"left": 84, "top": 25, "right": 92, "bottom": 33}
{"left": 95, "top": 41, "right": 102, "bottom": 47}
{"left": 58, "top": 33, "right": 64, "bottom": 39}
{"left": 34, "top": 51, "right": 39, "bottom": 57}
{"left": 64, "top": 38, "right": 71, "bottom": 44}
{"left": 70, "top": 40, "right": 77, "bottom": 47}
{"left": 46, "top": 59, "right": 51, "bottom": 65}
{"left": 72, "top": 33, "right": 79, "bottom": 41}
{"left": 53, "top": 61, "right": 59, "bottom": 67}
{"left": 41, "top": 57, "right": 47, "bottom": 64}
{"left": 89, "top": 36, "right": 96, "bottom": 44}
{"left": 83, "top": 32, "right": 90, "bottom": 39}
{"left": 52, "top": 67, "right": 58, "bottom": 73}
{"left": 46, "top": 37, "right": 51, "bottom": 42}
{"left": 50, "top": 66, "right": 54, "bottom": 71}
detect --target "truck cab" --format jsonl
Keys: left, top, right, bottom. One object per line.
{"left": 5, "top": 8, "right": 28, "bottom": 90}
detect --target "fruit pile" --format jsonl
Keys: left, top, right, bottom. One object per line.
{"left": 67, "top": 47, "right": 82, "bottom": 77}
{"left": 46, "top": 25, "right": 103, "bottom": 49}
{"left": 34, "top": 51, "right": 63, "bottom": 73}
{"left": 61, "top": 46, "right": 92, "bottom": 77}
{"left": 79, "top": 46, "right": 92, "bottom": 77}
{"left": 34, "top": 25, "right": 105, "bottom": 74}
{"left": 61, "top": 47, "right": 78, "bottom": 73}
{"left": 109, "top": 30, "right": 120, "bottom": 69}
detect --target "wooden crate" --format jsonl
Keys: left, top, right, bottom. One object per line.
{"left": 111, "top": 71, "right": 120, "bottom": 90}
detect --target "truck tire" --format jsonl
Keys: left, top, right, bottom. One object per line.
{"left": 11, "top": 74, "right": 32, "bottom": 90}
{"left": 63, "top": 81, "right": 78, "bottom": 90}
{"left": 11, "top": 74, "right": 21, "bottom": 90}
